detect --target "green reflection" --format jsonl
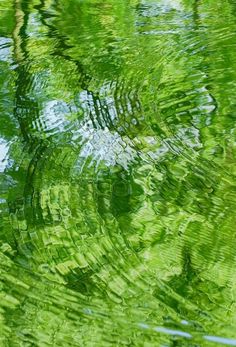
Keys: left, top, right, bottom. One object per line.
{"left": 1, "top": 0, "right": 236, "bottom": 346}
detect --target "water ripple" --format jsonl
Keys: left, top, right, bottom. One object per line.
{"left": 1, "top": 0, "right": 236, "bottom": 345}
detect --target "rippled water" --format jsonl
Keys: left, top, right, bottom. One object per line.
{"left": 1, "top": 0, "right": 236, "bottom": 346}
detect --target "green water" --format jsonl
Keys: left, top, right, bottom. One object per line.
{"left": 1, "top": 0, "right": 236, "bottom": 346}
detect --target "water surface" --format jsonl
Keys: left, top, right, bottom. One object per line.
{"left": 1, "top": 0, "right": 236, "bottom": 346}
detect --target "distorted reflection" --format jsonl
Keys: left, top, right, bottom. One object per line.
{"left": 0, "top": 0, "right": 236, "bottom": 346}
